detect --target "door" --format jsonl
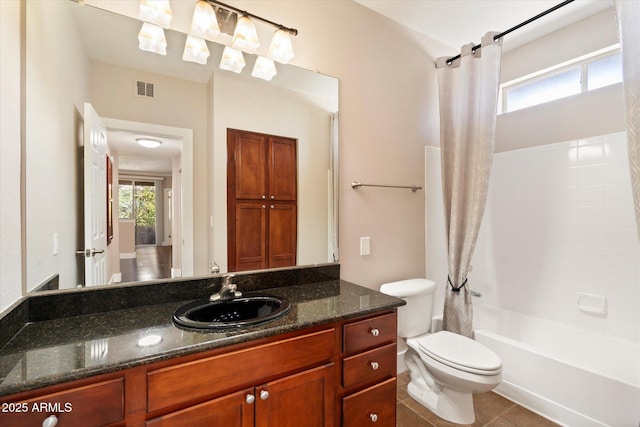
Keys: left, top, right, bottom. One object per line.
{"left": 255, "top": 364, "right": 333, "bottom": 427}
{"left": 83, "top": 103, "right": 108, "bottom": 287}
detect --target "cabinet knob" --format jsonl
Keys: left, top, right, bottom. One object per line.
{"left": 42, "top": 415, "right": 58, "bottom": 427}
{"left": 262, "top": 195, "right": 266, "bottom": 199}
{"left": 370, "top": 328, "right": 380, "bottom": 337}
{"left": 370, "top": 361, "right": 379, "bottom": 370}
{"left": 262, "top": 205, "right": 266, "bottom": 209}
{"left": 270, "top": 205, "right": 275, "bottom": 209}
{"left": 260, "top": 390, "right": 269, "bottom": 400}
{"left": 270, "top": 195, "right": 275, "bottom": 199}
{"left": 245, "top": 393, "right": 255, "bottom": 404}
{"left": 369, "top": 413, "right": 378, "bottom": 423}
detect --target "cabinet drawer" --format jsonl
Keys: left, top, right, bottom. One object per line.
{"left": 343, "top": 312, "right": 396, "bottom": 355}
{"left": 342, "top": 377, "right": 396, "bottom": 427}
{"left": 342, "top": 342, "right": 396, "bottom": 389}
{"left": 1, "top": 378, "right": 124, "bottom": 427}
{"left": 147, "top": 328, "right": 335, "bottom": 413}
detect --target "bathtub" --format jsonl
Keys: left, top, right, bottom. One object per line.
{"left": 473, "top": 304, "right": 640, "bottom": 427}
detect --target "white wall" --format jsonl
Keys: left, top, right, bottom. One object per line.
{"left": 0, "top": 0, "right": 23, "bottom": 312}
{"left": 25, "top": 0, "right": 89, "bottom": 292}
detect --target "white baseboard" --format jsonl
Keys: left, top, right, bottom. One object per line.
{"left": 109, "top": 273, "right": 122, "bottom": 284}
{"left": 120, "top": 252, "right": 136, "bottom": 259}
{"left": 171, "top": 268, "right": 182, "bottom": 278}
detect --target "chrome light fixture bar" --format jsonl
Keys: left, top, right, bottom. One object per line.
{"left": 205, "top": 0, "right": 298, "bottom": 37}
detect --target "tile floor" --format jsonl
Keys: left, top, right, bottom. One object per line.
{"left": 396, "top": 372, "right": 560, "bottom": 427}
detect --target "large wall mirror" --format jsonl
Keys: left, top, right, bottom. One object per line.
{"left": 25, "top": 0, "right": 339, "bottom": 293}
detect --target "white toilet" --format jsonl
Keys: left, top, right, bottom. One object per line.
{"left": 380, "top": 278, "right": 502, "bottom": 424}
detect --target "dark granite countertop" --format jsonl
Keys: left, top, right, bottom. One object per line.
{"left": 0, "top": 275, "right": 404, "bottom": 397}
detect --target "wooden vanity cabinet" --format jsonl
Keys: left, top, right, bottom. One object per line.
{"left": 0, "top": 311, "right": 399, "bottom": 427}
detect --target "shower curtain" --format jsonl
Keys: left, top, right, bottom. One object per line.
{"left": 615, "top": 1, "right": 640, "bottom": 241}
{"left": 436, "top": 32, "right": 502, "bottom": 337}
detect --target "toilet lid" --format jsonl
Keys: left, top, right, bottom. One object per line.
{"left": 416, "top": 331, "right": 502, "bottom": 374}
{"left": 380, "top": 279, "right": 436, "bottom": 297}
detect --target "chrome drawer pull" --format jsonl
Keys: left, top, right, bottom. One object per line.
{"left": 369, "top": 413, "right": 378, "bottom": 423}
{"left": 370, "top": 361, "right": 379, "bottom": 370}
{"left": 370, "top": 328, "right": 380, "bottom": 337}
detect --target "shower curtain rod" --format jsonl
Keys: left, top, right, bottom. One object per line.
{"left": 445, "top": 0, "right": 575, "bottom": 65}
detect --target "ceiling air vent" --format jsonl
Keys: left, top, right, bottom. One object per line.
{"left": 135, "top": 80, "right": 155, "bottom": 99}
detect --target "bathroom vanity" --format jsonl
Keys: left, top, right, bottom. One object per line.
{"left": 0, "top": 265, "right": 404, "bottom": 426}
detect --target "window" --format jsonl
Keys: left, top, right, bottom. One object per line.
{"left": 500, "top": 48, "right": 622, "bottom": 114}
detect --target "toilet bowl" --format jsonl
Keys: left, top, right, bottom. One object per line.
{"left": 380, "top": 279, "right": 502, "bottom": 424}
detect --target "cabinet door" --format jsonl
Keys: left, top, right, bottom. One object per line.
{"left": 146, "top": 388, "right": 254, "bottom": 427}
{"left": 255, "top": 364, "right": 333, "bottom": 427}
{"left": 268, "top": 204, "right": 296, "bottom": 268}
{"left": 234, "top": 202, "right": 267, "bottom": 271}
{"left": 268, "top": 137, "right": 297, "bottom": 201}
{"left": 233, "top": 131, "right": 267, "bottom": 200}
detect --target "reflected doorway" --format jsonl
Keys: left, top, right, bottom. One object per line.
{"left": 119, "top": 180, "right": 158, "bottom": 246}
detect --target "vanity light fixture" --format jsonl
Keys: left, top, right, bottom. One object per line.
{"left": 252, "top": 56, "right": 277, "bottom": 81}
{"left": 136, "top": 138, "right": 163, "bottom": 148}
{"left": 183, "top": 35, "right": 210, "bottom": 64}
{"left": 268, "top": 28, "right": 295, "bottom": 64}
{"left": 138, "top": 22, "right": 167, "bottom": 55}
{"left": 138, "top": 0, "right": 173, "bottom": 28}
{"left": 189, "top": 0, "right": 220, "bottom": 41}
{"left": 231, "top": 14, "right": 260, "bottom": 54}
{"left": 219, "top": 46, "right": 246, "bottom": 73}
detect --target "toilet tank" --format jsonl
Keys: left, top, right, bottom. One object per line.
{"left": 380, "top": 279, "right": 436, "bottom": 338}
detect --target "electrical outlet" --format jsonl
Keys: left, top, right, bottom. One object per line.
{"left": 360, "top": 236, "right": 370, "bottom": 256}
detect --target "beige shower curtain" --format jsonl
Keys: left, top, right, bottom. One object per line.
{"left": 615, "top": 1, "right": 640, "bottom": 241}
{"left": 436, "top": 32, "right": 502, "bottom": 337}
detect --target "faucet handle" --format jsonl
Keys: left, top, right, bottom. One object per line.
{"left": 223, "top": 273, "right": 236, "bottom": 285}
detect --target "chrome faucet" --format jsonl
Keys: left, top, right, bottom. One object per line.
{"left": 210, "top": 274, "right": 242, "bottom": 302}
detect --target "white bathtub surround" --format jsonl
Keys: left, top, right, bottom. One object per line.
{"left": 615, "top": 0, "right": 640, "bottom": 241}
{"left": 425, "top": 131, "right": 640, "bottom": 425}
{"left": 474, "top": 304, "right": 640, "bottom": 426}
{"left": 436, "top": 32, "right": 503, "bottom": 338}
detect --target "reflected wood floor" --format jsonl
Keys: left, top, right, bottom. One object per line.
{"left": 396, "top": 372, "right": 560, "bottom": 427}
{"left": 120, "top": 246, "right": 172, "bottom": 283}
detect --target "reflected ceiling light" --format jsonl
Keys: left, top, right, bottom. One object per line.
{"left": 183, "top": 35, "right": 210, "bottom": 64}
{"left": 137, "top": 334, "right": 163, "bottom": 347}
{"left": 138, "top": 0, "right": 173, "bottom": 28}
{"left": 252, "top": 56, "right": 277, "bottom": 81}
{"left": 231, "top": 14, "right": 260, "bottom": 54}
{"left": 219, "top": 46, "right": 246, "bottom": 73}
{"left": 138, "top": 22, "right": 167, "bottom": 55}
{"left": 190, "top": 0, "right": 220, "bottom": 41}
{"left": 268, "top": 28, "right": 295, "bottom": 64}
{"left": 136, "top": 138, "right": 163, "bottom": 148}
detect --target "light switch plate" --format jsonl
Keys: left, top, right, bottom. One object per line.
{"left": 360, "top": 236, "right": 370, "bottom": 256}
